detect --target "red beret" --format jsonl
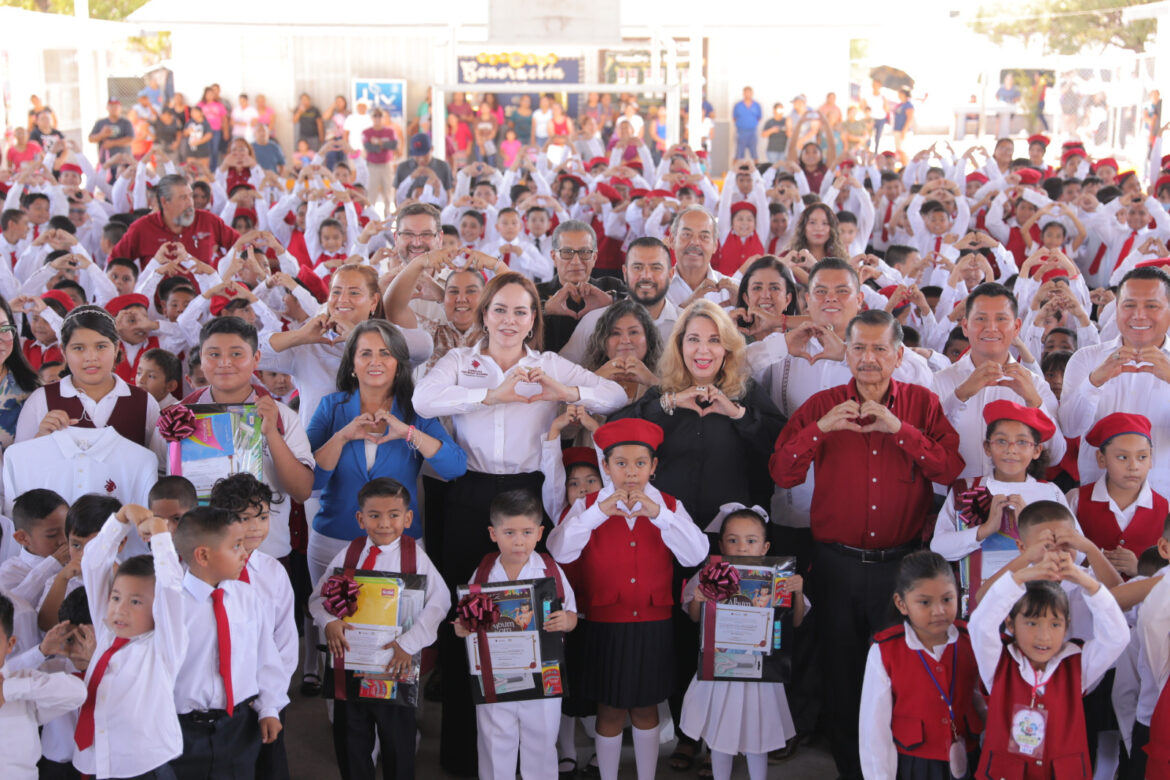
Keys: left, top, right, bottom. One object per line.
{"left": 59, "top": 163, "right": 83, "bottom": 176}
{"left": 562, "top": 446, "right": 599, "bottom": 471}
{"left": 1094, "top": 157, "right": 1119, "bottom": 173}
{"left": 586, "top": 157, "right": 609, "bottom": 170}
{"left": 40, "top": 290, "right": 75, "bottom": 312}
{"left": 233, "top": 207, "right": 258, "bottom": 224}
{"left": 1015, "top": 168, "right": 1041, "bottom": 185}
{"left": 837, "top": 160, "right": 856, "bottom": 171}
{"left": 1061, "top": 149, "right": 1085, "bottom": 165}
{"left": 1085, "top": 412, "right": 1152, "bottom": 448}
{"left": 730, "top": 201, "right": 757, "bottom": 216}
{"left": 1156, "top": 175, "right": 1170, "bottom": 193}
{"left": 595, "top": 182, "right": 622, "bottom": 205}
{"left": 982, "top": 399, "right": 1055, "bottom": 443}
{"left": 966, "top": 172, "right": 989, "bottom": 184}
{"left": 105, "top": 293, "right": 150, "bottom": 317}
{"left": 626, "top": 160, "right": 644, "bottom": 171}
{"left": 1118, "top": 170, "right": 1137, "bottom": 184}
{"left": 557, "top": 173, "right": 586, "bottom": 189}
{"left": 1027, "top": 134, "right": 1050, "bottom": 148}
{"left": 593, "top": 418, "right": 664, "bottom": 454}
{"left": 609, "top": 176, "right": 633, "bottom": 189}
{"left": 1162, "top": 154, "right": 1170, "bottom": 171}
{"left": 1136, "top": 257, "right": 1170, "bottom": 270}
{"left": 209, "top": 294, "right": 233, "bottom": 317}
{"left": 1040, "top": 267, "right": 1070, "bottom": 284}
{"left": 880, "top": 151, "right": 896, "bottom": 158}
{"left": 629, "top": 188, "right": 648, "bottom": 199}
{"left": 646, "top": 189, "right": 673, "bottom": 199}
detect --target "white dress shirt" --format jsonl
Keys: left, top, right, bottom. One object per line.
{"left": 243, "top": 550, "right": 299, "bottom": 684}
{"left": 413, "top": 345, "right": 627, "bottom": 474}
{"left": 465, "top": 551, "right": 578, "bottom": 613}
{"left": 932, "top": 353, "right": 1065, "bottom": 480}
{"left": 547, "top": 482, "right": 709, "bottom": 568}
{"left": 559, "top": 298, "right": 681, "bottom": 366}
{"left": 174, "top": 571, "right": 289, "bottom": 720}
{"left": 480, "top": 235, "right": 555, "bottom": 283}
{"left": 308, "top": 536, "right": 451, "bottom": 656}
{"left": 14, "top": 375, "right": 166, "bottom": 466}
{"left": 666, "top": 267, "right": 738, "bottom": 308}
{"left": 0, "top": 547, "right": 63, "bottom": 608}
{"left": 1136, "top": 574, "right": 1170, "bottom": 724}
{"left": 3, "top": 427, "right": 157, "bottom": 516}
{"left": 74, "top": 516, "right": 185, "bottom": 778}
{"left": 1060, "top": 335, "right": 1170, "bottom": 495}
{"left": 0, "top": 663, "right": 87, "bottom": 780}
{"left": 859, "top": 622, "right": 961, "bottom": 780}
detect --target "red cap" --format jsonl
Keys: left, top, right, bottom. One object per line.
{"left": 593, "top": 418, "right": 664, "bottom": 454}
{"left": 105, "top": 293, "right": 150, "bottom": 317}
{"left": 966, "top": 172, "right": 989, "bottom": 184}
{"left": 1093, "top": 157, "right": 1119, "bottom": 173}
{"left": 1061, "top": 149, "right": 1085, "bottom": 165}
{"left": 557, "top": 173, "right": 586, "bottom": 189}
{"left": 609, "top": 176, "right": 633, "bottom": 189}
{"left": 40, "top": 289, "right": 75, "bottom": 312}
{"left": 1015, "top": 168, "right": 1041, "bottom": 185}
{"left": 1161, "top": 154, "right": 1170, "bottom": 171}
{"left": 730, "top": 201, "right": 757, "bottom": 216}
{"left": 562, "top": 446, "right": 599, "bottom": 470}
{"left": 1040, "top": 267, "right": 1070, "bottom": 284}
{"left": 1136, "top": 257, "right": 1170, "bottom": 269}
{"left": 880, "top": 151, "right": 896, "bottom": 158}
{"left": 629, "top": 188, "right": 648, "bottom": 199}
{"left": 1085, "top": 412, "right": 1152, "bottom": 448}
{"left": 1118, "top": 170, "right": 1137, "bottom": 184}
{"left": 1062, "top": 141, "right": 1086, "bottom": 150}
{"left": 626, "top": 160, "right": 643, "bottom": 171}
{"left": 234, "top": 207, "right": 258, "bottom": 225}
{"left": 209, "top": 294, "right": 233, "bottom": 316}
{"left": 1027, "top": 134, "right": 1050, "bottom": 148}
{"left": 587, "top": 156, "right": 608, "bottom": 170}
{"left": 1156, "top": 175, "right": 1170, "bottom": 193}
{"left": 837, "top": 160, "right": 856, "bottom": 171}
{"left": 982, "top": 399, "right": 1055, "bottom": 443}
{"left": 646, "top": 189, "right": 673, "bottom": 199}
{"left": 59, "top": 163, "right": 83, "bottom": 176}
{"left": 595, "top": 182, "right": 622, "bottom": 205}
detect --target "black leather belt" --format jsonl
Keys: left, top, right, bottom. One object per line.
{"left": 823, "top": 541, "right": 919, "bottom": 563}
{"left": 178, "top": 695, "right": 258, "bottom": 726}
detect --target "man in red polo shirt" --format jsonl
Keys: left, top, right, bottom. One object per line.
{"left": 770, "top": 308, "right": 964, "bottom": 780}
{"left": 109, "top": 173, "right": 238, "bottom": 270}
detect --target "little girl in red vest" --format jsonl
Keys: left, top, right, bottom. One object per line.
{"left": 969, "top": 546, "right": 1128, "bottom": 779}
{"left": 547, "top": 418, "right": 709, "bottom": 780}
{"left": 860, "top": 551, "right": 983, "bottom": 779}
{"left": 1068, "top": 413, "right": 1165, "bottom": 579}
{"left": 931, "top": 400, "right": 1069, "bottom": 614}
{"left": 680, "top": 504, "right": 805, "bottom": 780}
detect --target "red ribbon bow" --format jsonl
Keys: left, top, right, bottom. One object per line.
{"left": 156, "top": 404, "right": 197, "bottom": 443}
{"left": 698, "top": 560, "right": 741, "bottom": 603}
{"left": 957, "top": 485, "right": 992, "bottom": 527}
{"left": 321, "top": 575, "right": 362, "bottom": 619}
{"left": 456, "top": 592, "right": 500, "bottom": 633}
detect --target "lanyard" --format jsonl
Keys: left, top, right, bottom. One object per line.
{"left": 916, "top": 642, "right": 959, "bottom": 738}
{"left": 1029, "top": 665, "right": 1046, "bottom": 708}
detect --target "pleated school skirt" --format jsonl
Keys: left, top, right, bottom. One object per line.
{"left": 895, "top": 751, "right": 978, "bottom": 780}
{"left": 580, "top": 618, "right": 674, "bottom": 709}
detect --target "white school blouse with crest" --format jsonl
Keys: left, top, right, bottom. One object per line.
{"left": 413, "top": 345, "right": 627, "bottom": 475}
{"left": 174, "top": 571, "right": 289, "bottom": 720}
{"left": 74, "top": 516, "right": 186, "bottom": 778}
{"left": 243, "top": 550, "right": 299, "bottom": 684}
{"left": 308, "top": 536, "right": 451, "bottom": 656}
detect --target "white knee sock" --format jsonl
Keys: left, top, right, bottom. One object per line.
{"left": 595, "top": 733, "right": 622, "bottom": 780}
{"left": 710, "top": 749, "right": 734, "bottom": 780}
{"left": 559, "top": 716, "right": 577, "bottom": 761}
{"left": 745, "top": 751, "right": 767, "bottom": 780}
{"left": 632, "top": 725, "right": 659, "bottom": 780}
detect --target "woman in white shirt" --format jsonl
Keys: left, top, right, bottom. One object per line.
{"left": 412, "top": 271, "right": 626, "bottom": 772}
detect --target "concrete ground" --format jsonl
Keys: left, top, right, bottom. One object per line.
{"left": 283, "top": 672, "right": 839, "bottom": 779}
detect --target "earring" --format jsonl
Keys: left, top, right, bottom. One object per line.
{"left": 527, "top": 330, "right": 534, "bottom": 339}
{"left": 649, "top": 472, "right": 656, "bottom": 481}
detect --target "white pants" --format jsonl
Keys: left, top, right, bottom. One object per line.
{"left": 304, "top": 525, "right": 349, "bottom": 676}
{"left": 476, "top": 698, "right": 560, "bottom": 780}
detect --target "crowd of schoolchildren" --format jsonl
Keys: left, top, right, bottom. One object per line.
{"left": 5, "top": 81, "right": 1170, "bottom": 780}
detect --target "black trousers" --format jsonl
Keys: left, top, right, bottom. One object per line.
{"left": 812, "top": 542, "right": 905, "bottom": 780}
{"left": 438, "top": 470, "right": 546, "bottom": 777}
{"left": 105, "top": 767, "right": 178, "bottom": 780}
{"left": 255, "top": 710, "right": 289, "bottom": 780}
{"left": 37, "top": 758, "right": 80, "bottom": 780}
{"left": 1122, "top": 720, "right": 1150, "bottom": 780}
{"left": 170, "top": 706, "right": 260, "bottom": 780}
{"left": 770, "top": 526, "right": 820, "bottom": 736}
{"left": 331, "top": 698, "right": 416, "bottom": 780}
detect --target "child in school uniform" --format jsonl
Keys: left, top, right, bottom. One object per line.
{"left": 208, "top": 473, "right": 297, "bottom": 780}
{"left": 680, "top": 504, "right": 806, "bottom": 780}
{"left": 454, "top": 489, "right": 578, "bottom": 780}
{"left": 147, "top": 476, "right": 198, "bottom": 535}
{"left": 1068, "top": 413, "right": 1166, "bottom": 580}
{"left": 38, "top": 495, "right": 120, "bottom": 632}
{"left": 72, "top": 503, "right": 185, "bottom": 780}
{"left": 0, "top": 489, "right": 68, "bottom": 606}
{"left": 105, "top": 294, "right": 186, "bottom": 384}
{"left": 932, "top": 400, "right": 1070, "bottom": 613}
{"left": 969, "top": 502, "right": 1129, "bottom": 779}
{"left": 135, "top": 348, "right": 183, "bottom": 411}
{"left": 308, "top": 477, "right": 450, "bottom": 780}
{"left": 0, "top": 593, "right": 87, "bottom": 780}
{"left": 860, "top": 551, "right": 983, "bottom": 780}
{"left": 170, "top": 506, "right": 288, "bottom": 778}
{"left": 547, "top": 418, "right": 709, "bottom": 780}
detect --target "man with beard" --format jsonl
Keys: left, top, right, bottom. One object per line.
{"left": 109, "top": 174, "right": 238, "bottom": 271}
{"left": 558, "top": 236, "right": 679, "bottom": 364}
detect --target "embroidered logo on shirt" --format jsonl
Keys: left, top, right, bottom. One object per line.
{"left": 104, "top": 479, "right": 116, "bottom": 493}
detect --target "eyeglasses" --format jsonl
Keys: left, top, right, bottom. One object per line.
{"left": 0, "top": 325, "right": 17, "bottom": 340}
{"left": 556, "top": 248, "right": 596, "bottom": 262}
{"left": 397, "top": 231, "right": 438, "bottom": 242}
{"left": 988, "top": 438, "right": 1037, "bottom": 451}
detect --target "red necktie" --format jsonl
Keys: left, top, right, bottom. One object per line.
{"left": 1088, "top": 241, "right": 1109, "bottom": 275}
{"left": 881, "top": 201, "right": 893, "bottom": 242}
{"left": 502, "top": 250, "right": 512, "bottom": 267}
{"left": 7, "top": 251, "right": 14, "bottom": 270}
{"left": 361, "top": 545, "right": 381, "bottom": 570}
{"left": 933, "top": 236, "right": 942, "bottom": 254}
{"left": 211, "top": 588, "right": 234, "bottom": 716}
{"left": 1114, "top": 230, "right": 1139, "bottom": 271}
{"left": 75, "top": 637, "right": 129, "bottom": 750}
{"left": 239, "top": 557, "right": 251, "bottom": 584}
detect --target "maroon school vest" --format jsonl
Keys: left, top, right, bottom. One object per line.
{"left": 472, "top": 551, "right": 565, "bottom": 601}
{"left": 713, "top": 232, "right": 764, "bottom": 276}
{"left": 875, "top": 622, "right": 983, "bottom": 760}
{"left": 576, "top": 491, "right": 678, "bottom": 623}
{"left": 43, "top": 381, "right": 149, "bottom": 447}
{"left": 1075, "top": 483, "right": 1168, "bottom": 556}
{"left": 977, "top": 645, "right": 1090, "bottom": 779}
{"left": 114, "top": 336, "right": 160, "bottom": 384}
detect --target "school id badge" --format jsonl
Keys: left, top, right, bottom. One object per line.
{"left": 1007, "top": 703, "right": 1047, "bottom": 759}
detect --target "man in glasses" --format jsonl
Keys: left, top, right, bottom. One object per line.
{"left": 536, "top": 220, "right": 625, "bottom": 351}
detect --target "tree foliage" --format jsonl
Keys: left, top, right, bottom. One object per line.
{"left": 0, "top": 0, "right": 151, "bottom": 22}
{"left": 971, "top": 0, "right": 1160, "bottom": 55}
